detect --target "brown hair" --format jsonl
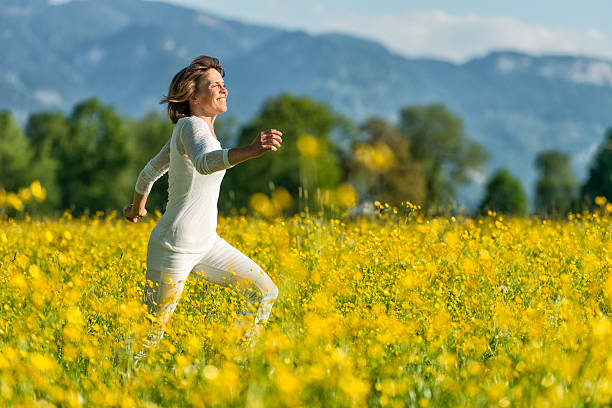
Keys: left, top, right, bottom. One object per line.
{"left": 160, "top": 56, "right": 225, "bottom": 124}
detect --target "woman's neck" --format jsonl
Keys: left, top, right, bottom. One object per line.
{"left": 191, "top": 111, "right": 217, "bottom": 139}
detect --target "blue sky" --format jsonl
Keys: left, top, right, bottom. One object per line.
{"left": 153, "top": 0, "right": 612, "bottom": 62}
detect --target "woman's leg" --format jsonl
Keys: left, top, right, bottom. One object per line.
{"left": 133, "top": 242, "right": 199, "bottom": 362}
{"left": 191, "top": 236, "right": 279, "bottom": 329}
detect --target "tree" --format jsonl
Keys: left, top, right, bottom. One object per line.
{"left": 58, "top": 98, "right": 135, "bottom": 214}
{"left": 581, "top": 128, "right": 612, "bottom": 207}
{"left": 478, "top": 168, "right": 527, "bottom": 216}
{"left": 25, "top": 112, "right": 70, "bottom": 212}
{"left": 0, "top": 111, "right": 34, "bottom": 192}
{"left": 399, "top": 104, "right": 488, "bottom": 212}
{"left": 534, "top": 150, "right": 578, "bottom": 216}
{"left": 221, "top": 94, "right": 345, "bottom": 213}
{"left": 346, "top": 116, "right": 426, "bottom": 207}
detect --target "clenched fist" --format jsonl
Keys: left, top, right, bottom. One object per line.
{"left": 124, "top": 204, "right": 147, "bottom": 222}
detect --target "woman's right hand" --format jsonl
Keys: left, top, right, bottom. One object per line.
{"left": 124, "top": 204, "right": 147, "bottom": 222}
{"left": 249, "top": 129, "right": 283, "bottom": 158}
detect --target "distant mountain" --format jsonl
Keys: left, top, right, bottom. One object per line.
{"left": 2, "top": 0, "right": 612, "bottom": 208}
{"left": 1, "top": 0, "right": 283, "bottom": 117}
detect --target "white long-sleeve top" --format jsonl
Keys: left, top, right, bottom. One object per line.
{"left": 135, "top": 115, "right": 234, "bottom": 253}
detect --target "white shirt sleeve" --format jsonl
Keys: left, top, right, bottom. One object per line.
{"left": 134, "top": 139, "right": 170, "bottom": 195}
{"left": 179, "top": 117, "right": 234, "bottom": 175}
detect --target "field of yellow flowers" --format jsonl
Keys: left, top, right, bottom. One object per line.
{"left": 0, "top": 202, "right": 611, "bottom": 407}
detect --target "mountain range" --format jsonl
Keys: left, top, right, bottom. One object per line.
{"left": 3, "top": 0, "right": 612, "bottom": 208}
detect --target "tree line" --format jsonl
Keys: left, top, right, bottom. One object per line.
{"left": 0, "top": 94, "right": 610, "bottom": 218}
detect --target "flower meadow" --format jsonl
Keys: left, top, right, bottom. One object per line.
{"left": 0, "top": 204, "right": 611, "bottom": 408}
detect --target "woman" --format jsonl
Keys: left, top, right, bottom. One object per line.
{"left": 124, "top": 56, "right": 282, "bottom": 365}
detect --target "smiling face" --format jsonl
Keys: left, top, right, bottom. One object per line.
{"left": 191, "top": 68, "right": 228, "bottom": 116}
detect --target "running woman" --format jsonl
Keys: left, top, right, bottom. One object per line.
{"left": 124, "top": 56, "right": 282, "bottom": 365}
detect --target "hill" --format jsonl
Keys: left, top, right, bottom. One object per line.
{"left": 2, "top": 0, "right": 612, "bottom": 207}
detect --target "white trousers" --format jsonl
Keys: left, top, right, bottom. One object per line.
{"left": 135, "top": 233, "right": 279, "bottom": 356}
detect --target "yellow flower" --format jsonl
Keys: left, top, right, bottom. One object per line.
{"left": 275, "top": 367, "right": 301, "bottom": 395}
{"left": 30, "top": 353, "right": 57, "bottom": 372}
{"left": 370, "top": 142, "right": 395, "bottom": 170}
{"left": 354, "top": 142, "right": 395, "bottom": 172}
{"left": 487, "top": 383, "right": 507, "bottom": 403}
{"left": 336, "top": 183, "right": 358, "bottom": 208}
{"left": 592, "top": 317, "right": 611, "bottom": 337}
{"left": 0, "top": 203, "right": 610, "bottom": 405}
{"left": 30, "top": 180, "right": 47, "bottom": 202}
{"left": 271, "top": 187, "right": 293, "bottom": 211}
{"left": 297, "top": 134, "right": 322, "bottom": 158}
{"left": 203, "top": 365, "right": 219, "bottom": 380}
{"left": 18, "top": 187, "right": 32, "bottom": 203}
{"left": 249, "top": 192, "right": 277, "bottom": 217}
{"left": 6, "top": 192, "right": 23, "bottom": 211}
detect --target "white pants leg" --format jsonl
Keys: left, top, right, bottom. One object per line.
{"left": 135, "top": 238, "right": 198, "bottom": 359}
{"left": 135, "top": 234, "right": 279, "bottom": 359}
{"left": 191, "top": 236, "right": 279, "bottom": 327}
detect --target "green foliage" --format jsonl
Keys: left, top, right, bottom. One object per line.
{"left": 581, "top": 128, "right": 612, "bottom": 207}
{"left": 3, "top": 96, "right": 492, "bottom": 217}
{"left": 534, "top": 150, "right": 578, "bottom": 216}
{"left": 0, "top": 111, "right": 34, "bottom": 191}
{"left": 25, "top": 112, "right": 70, "bottom": 212}
{"left": 478, "top": 168, "right": 527, "bottom": 216}
{"left": 221, "top": 94, "right": 345, "bottom": 213}
{"left": 398, "top": 104, "right": 488, "bottom": 212}
{"left": 59, "top": 98, "right": 135, "bottom": 214}
{"left": 345, "top": 117, "right": 426, "bottom": 207}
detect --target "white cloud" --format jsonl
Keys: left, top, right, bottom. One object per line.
{"left": 88, "top": 47, "right": 104, "bottom": 64}
{"left": 569, "top": 61, "right": 612, "bottom": 86}
{"left": 152, "top": 1, "right": 612, "bottom": 63}
{"left": 163, "top": 38, "right": 176, "bottom": 51}
{"left": 496, "top": 55, "right": 532, "bottom": 73}
{"left": 3, "top": 72, "right": 25, "bottom": 89}
{"left": 574, "top": 140, "right": 600, "bottom": 169}
{"left": 317, "top": 11, "right": 612, "bottom": 63}
{"left": 539, "top": 61, "right": 612, "bottom": 86}
{"left": 177, "top": 47, "right": 188, "bottom": 58}
{"left": 34, "top": 89, "right": 63, "bottom": 106}
{"left": 467, "top": 168, "right": 487, "bottom": 185}
{"left": 48, "top": 0, "right": 72, "bottom": 5}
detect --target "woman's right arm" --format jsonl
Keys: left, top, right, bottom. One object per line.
{"left": 124, "top": 191, "right": 148, "bottom": 222}
{"left": 125, "top": 138, "right": 170, "bottom": 222}
{"left": 134, "top": 138, "right": 171, "bottom": 195}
